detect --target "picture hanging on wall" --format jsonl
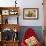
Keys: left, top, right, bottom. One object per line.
{"left": 23, "top": 8, "right": 39, "bottom": 20}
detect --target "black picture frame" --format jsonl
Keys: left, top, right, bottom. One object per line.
{"left": 23, "top": 8, "right": 39, "bottom": 20}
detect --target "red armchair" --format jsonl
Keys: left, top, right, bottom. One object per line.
{"left": 21, "top": 28, "right": 41, "bottom": 46}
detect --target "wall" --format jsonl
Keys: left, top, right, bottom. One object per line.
{"left": 18, "top": 0, "right": 44, "bottom": 26}
{"left": 0, "top": 0, "right": 44, "bottom": 26}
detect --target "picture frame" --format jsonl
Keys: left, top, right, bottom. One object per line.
{"left": 23, "top": 8, "right": 39, "bottom": 20}
{"left": 2, "top": 10, "right": 9, "bottom": 15}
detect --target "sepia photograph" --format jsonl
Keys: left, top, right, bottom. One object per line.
{"left": 23, "top": 8, "right": 39, "bottom": 20}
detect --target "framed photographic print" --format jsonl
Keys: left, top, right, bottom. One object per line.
{"left": 23, "top": 8, "right": 39, "bottom": 20}
{"left": 2, "top": 10, "right": 9, "bottom": 15}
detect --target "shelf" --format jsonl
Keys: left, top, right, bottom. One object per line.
{"left": 0, "top": 7, "right": 20, "bottom": 46}
{"left": 0, "top": 7, "right": 19, "bottom": 16}
{"left": 2, "top": 40, "right": 19, "bottom": 43}
{"left": 1, "top": 40, "right": 19, "bottom": 46}
{"left": 0, "top": 7, "right": 19, "bottom": 24}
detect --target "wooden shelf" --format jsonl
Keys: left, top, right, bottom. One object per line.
{"left": 0, "top": 7, "right": 20, "bottom": 46}
{"left": 1, "top": 40, "right": 19, "bottom": 46}
{"left": 0, "top": 24, "right": 20, "bottom": 46}
{"left": 0, "top": 24, "right": 20, "bottom": 32}
{"left": 0, "top": 7, "right": 19, "bottom": 15}
{"left": 0, "top": 7, "right": 19, "bottom": 24}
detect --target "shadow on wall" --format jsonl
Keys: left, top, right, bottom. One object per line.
{"left": 18, "top": 26, "right": 43, "bottom": 44}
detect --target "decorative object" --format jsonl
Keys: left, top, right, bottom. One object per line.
{"left": 9, "top": 10, "right": 18, "bottom": 15}
{"left": 23, "top": 8, "right": 39, "bottom": 20}
{"left": 13, "top": 28, "right": 18, "bottom": 41}
{"left": 2, "top": 10, "right": 9, "bottom": 15}
{"left": 25, "top": 36, "right": 38, "bottom": 46}
{"left": 13, "top": 32, "right": 18, "bottom": 41}
{"left": 15, "top": 0, "right": 17, "bottom": 7}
